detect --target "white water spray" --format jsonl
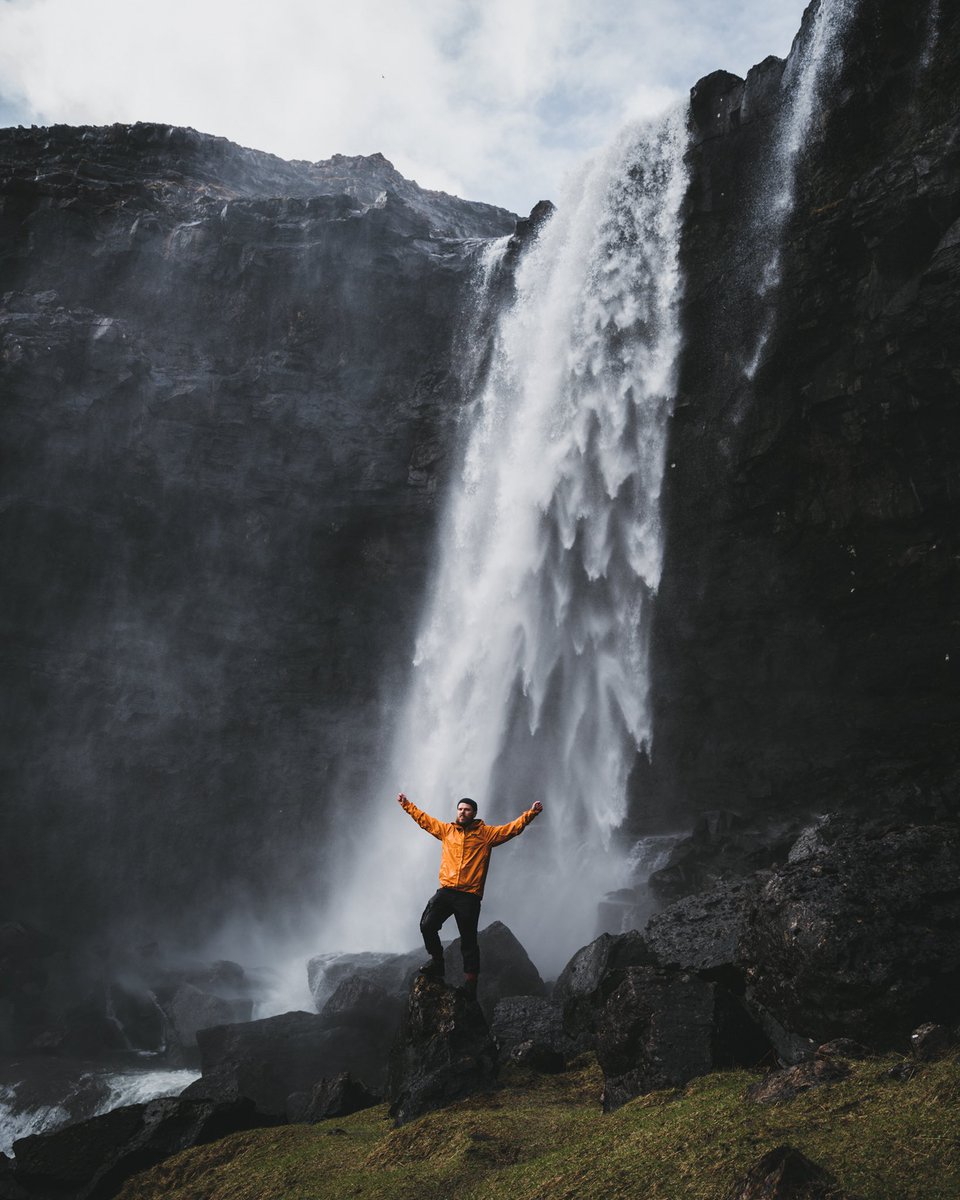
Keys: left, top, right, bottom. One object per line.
{"left": 744, "top": 0, "right": 859, "bottom": 379}
{"left": 328, "top": 107, "right": 689, "bottom": 975}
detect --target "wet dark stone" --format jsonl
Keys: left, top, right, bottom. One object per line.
{"left": 909, "top": 1022, "right": 953, "bottom": 1061}
{"left": 319, "top": 976, "right": 398, "bottom": 1031}
{"left": 12, "top": 1095, "right": 274, "bottom": 1199}
{"left": 724, "top": 1144, "right": 854, "bottom": 1199}
{"left": 595, "top": 965, "right": 769, "bottom": 1112}
{"left": 385, "top": 974, "right": 497, "bottom": 1126}
{"left": 746, "top": 1058, "right": 852, "bottom": 1105}
{"left": 491, "top": 995, "right": 567, "bottom": 1057}
{"left": 740, "top": 823, "right": 960, "bottom": 1047}
{"left": 286, "top": 1072, "right": 380, "bottom": 1123}
{"left": 509, "top": 1041, "right": 565, "bottom": 1073}
{"left": 185, "top": 1009, "right": 390, "bottom": 1115}
{"left": 643, "top": 877, "right": 760, "bottom": 981}
{"left": 445, "top": 921, "right": 545, "bottom": 1018}
{"left": 553, "top": 931, "right": 654, "bottom": 1047}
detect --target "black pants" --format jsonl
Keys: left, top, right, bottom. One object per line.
{"left": 419, "top": 887, "right": 481, "bottom": 974}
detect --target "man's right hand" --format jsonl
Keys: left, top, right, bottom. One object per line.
{"left": 397, "top": 792, "right": 407, "bottom": 805}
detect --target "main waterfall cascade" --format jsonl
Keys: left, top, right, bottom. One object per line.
{"left": 325, "top": 108, "right": 690, "bottom": 974}
{"left": 743, "top": 0, "right": 859, "bottom": 379}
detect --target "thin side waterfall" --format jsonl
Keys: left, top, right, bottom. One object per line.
{"left": 327, "top": 106, "right": 689, "bottom": 975}
{"left": 744, "top": 0, "right": 859, "bottom": 379}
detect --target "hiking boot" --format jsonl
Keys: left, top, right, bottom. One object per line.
{"left": 459, "top": 977, "right": 478, "bottom": 1001}
{"left": 419, "top": 956, "right": 444, "bottom": 979}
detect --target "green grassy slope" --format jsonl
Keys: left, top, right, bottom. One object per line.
{"left": 117, "top": 1053, "right": 960, "bottom": 1200}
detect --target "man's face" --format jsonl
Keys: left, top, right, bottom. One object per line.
{"left": 456, "top": 802, "right": 476, "bottom": 826}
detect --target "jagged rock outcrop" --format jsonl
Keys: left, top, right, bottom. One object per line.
{"left": 724, "top": 1145, "right": 855, "bottom": 1200}
{"left": 642, "top": 0, "right": 960, "bottom": 831}
{"left": 385, "top": 974, "right": 497, "bottom": 1125}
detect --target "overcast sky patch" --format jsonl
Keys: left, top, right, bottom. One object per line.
{"left": 0, "top": 0, "right": 809, "bottom": 213}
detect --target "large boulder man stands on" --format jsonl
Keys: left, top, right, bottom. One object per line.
{"left": 397, "top": 794, "right": 543, "bottom": 999}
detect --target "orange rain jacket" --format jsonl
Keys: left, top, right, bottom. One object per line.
{"left": 399, "top": 797, "right": 540, "bottom": 899}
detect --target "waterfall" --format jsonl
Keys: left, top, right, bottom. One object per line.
{"left": 921, "top": 0, "right": 941, "bottom": 72}
{"left": 744, "top": 0, "right": 859, "bottom": 379}
{"left": 326, "top": 106, "right": 689, "bottom": 975}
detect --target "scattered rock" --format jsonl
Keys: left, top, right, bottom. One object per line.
{"left": 816, "top": 1038, "right": 871, "bottom": 1061}
{"left": 509, "top": 1041, "right": 565, "bottom": 1073}
{"left": 385, "top": 974, "right": 497, "bottom": 1126}
{"left": 724, "top": 1144, "right": 853, "bottom": 1199}
{"left": 885, "top": 1060, "right": 917, "bottom": 1081}
{"left": 909, "top": 1022, "right": 953, "bottom": 1061}
{"left": 746, "top": 1058, "right": 852, "bottom": 1104}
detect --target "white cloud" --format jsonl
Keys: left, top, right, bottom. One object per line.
{"left": 0, "top": 0, "right": 808, "bottom": 213}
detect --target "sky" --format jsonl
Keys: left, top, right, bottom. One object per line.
{"left": 0, "top": 0, "right": 810, "bottom": 215}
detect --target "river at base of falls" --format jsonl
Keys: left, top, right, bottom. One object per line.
{"left": 0, "top": 1056, "right": 199, "bottom": 1158}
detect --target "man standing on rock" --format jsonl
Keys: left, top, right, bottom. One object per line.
{"left": 397, "top": 793, "right": 543, "bottom": 1000}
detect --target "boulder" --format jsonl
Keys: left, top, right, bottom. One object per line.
{"left": 595, "top": 965, "right": 769, "bottom": 1112}
{"left": 509, "top": 1041, "right": 565, "bottom": 1073}
{"left": 445, "top": 921, "right": 545, "bottom": 1018}
{"left": 11, "top": 1095, "right": 274, "bottom": 1199}
{"left": 491, "top": 996, "right": 567, "bottom": 1056}
{"left": 724, "top": 1145, "right": 853, "bottom": 1199}
{"left": 185, "top": 1009, "right": 389, "bottom": 1116}
{"left": 815, "top": 1038, "right": 871, "bottom": 1061}
{"left": 745, "top": 1058, "right": 852, "bottom": 1104}
{"left": 286, "top": 1073, "right": 380, "bottom": 1124}
{"left": 319, "top": 975, "right": 398, "bottom": 1031}
{"left": 163, "top": 982, "right": 254, "bottom": 1050}
{"left": 643, "top": 878, "right": 759, "bottom": 981}
{"left": 741, "top": 823, "right": 960, "bottom": 1047}
{"left": 909, "top": 1022, "right": 953, "bottom": 1062}
{"left": 385, "top": 974, "right": 497, "bottom": 1126}
{"left": 307, "top": 950, "right": 422, "bottom": 1011}
{"left": 553, "top": 931, "right": 654, "bottom": 1046}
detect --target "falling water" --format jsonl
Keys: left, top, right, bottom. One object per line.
{"left": 328, "top": 107, "right": 689, "bottom": 975}
{"left": 744, "top": 0, "right": 859, "bottom": 378}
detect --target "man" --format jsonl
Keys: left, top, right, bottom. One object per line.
{"left": 397, "top": 792, "right": 543, "bottom": 1000}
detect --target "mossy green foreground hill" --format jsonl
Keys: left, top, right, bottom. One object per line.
{"left": 118, "top": 1054, "right": 960, "bottom": 1200}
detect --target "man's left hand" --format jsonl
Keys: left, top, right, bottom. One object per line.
{"left": 531, "top": 802, "right": 543, "bottom": 814}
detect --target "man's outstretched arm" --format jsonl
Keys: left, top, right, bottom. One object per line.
{"left": 397, "top": 792, "right": 446, "bottom": 840}
{"left": 485, "top": 801, "right": 543, "bottom": 845}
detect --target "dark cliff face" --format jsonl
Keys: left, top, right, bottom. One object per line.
{"left": 643, "top": 0, "right": 960, "bottom": 827}
{"left": 0, "top": 122, "right": 516, "bottom": 943}
{"left": 1, "top": 0, "right": 957, "bottom": 961}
